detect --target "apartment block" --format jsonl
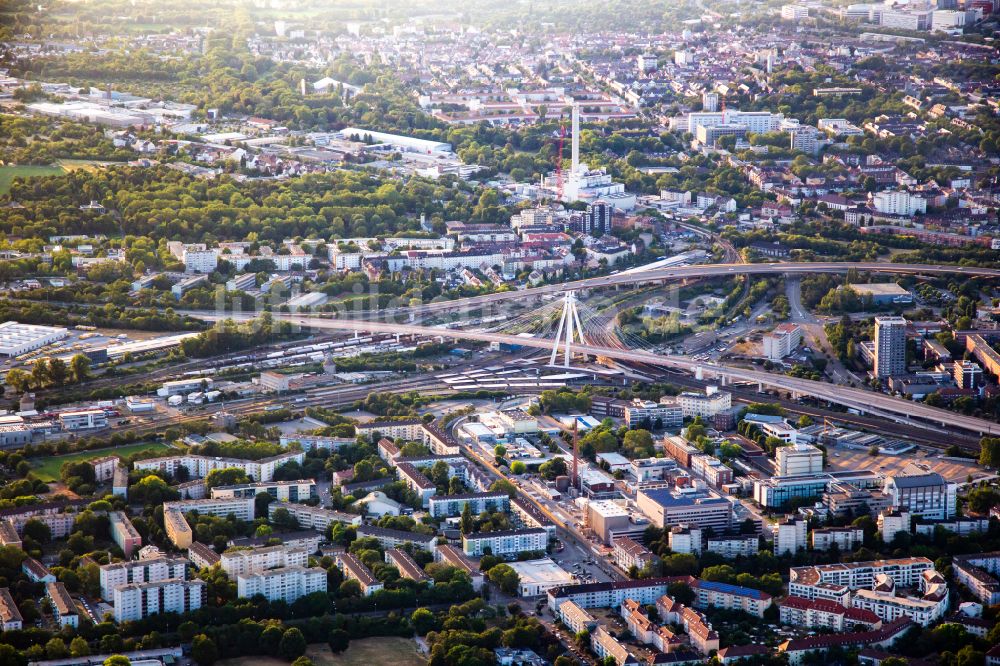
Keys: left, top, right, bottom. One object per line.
{"left": 0, "top": 588, "right": 22, "bottom": 631}
{"left": 134, "top": 451, "right": 305, "bottom": 483}
{"left": 220, "top": 544, "right": 310, "bottom": 576}
{"left": 236, "top": 565, "right": 327, "bottom": 602}
{"left": 267, "top": 501, "right": 361, "bottom": 532}
{"left": 427, "top": 491, "right": 509, "bottom": 518}
{"left": 356, "top": 524, "right": 437, "bottom": 551}
{"left": 47, "top": 582, "right": 78, "bottom": 627}
{"left": 335, "top": 553, "right": 383, "bottom": 596}
{"left": 109, "top": 511, "right": 143, "bottom": 558}
{"left": 210, "top": 479, "right": 317, "bottom": 503}
{"left": 385, "top": 548, "right": 431, "bottom": 583}
{"left": 113, "top": 579, "right": 206, "bottom": 622}
{"left": 100, "top": 557, "right": 189, "bottom": 601}
{"left": 811, "top": 527, "right": 864, "bottom": 551}
{"left": 462, "top": 528, "right": 548, "bottom": 557}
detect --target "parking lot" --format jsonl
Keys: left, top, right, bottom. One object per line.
{"left": 825, "top": 445, "right": 990, "bottom": 483}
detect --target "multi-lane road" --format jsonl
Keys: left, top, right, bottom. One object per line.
{"left": 263, "top": 314, "right": 1000, "bottom": 437}
{"left": 300, "top": 262, "right": 1000, "bottom": 319}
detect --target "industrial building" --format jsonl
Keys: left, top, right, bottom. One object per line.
{"left": 0, "top": 321, "right": 68, "bottom": 356}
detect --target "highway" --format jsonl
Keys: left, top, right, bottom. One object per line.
{"left": 265, "top": 314, "right": 1000, "bottom": 438}
{"left": 296, "top": 262, "right": 1000, "bottom": 319}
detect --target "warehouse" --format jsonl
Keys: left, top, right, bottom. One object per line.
{"left": 0, "top": 321, "right": 68, "bottom": 356}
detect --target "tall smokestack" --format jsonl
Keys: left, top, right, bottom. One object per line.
{"left": 572, "top": 418, "right": 579, "bottom": 490}
{"left": 571, "top": 104, "right": 580, "bottom": 175}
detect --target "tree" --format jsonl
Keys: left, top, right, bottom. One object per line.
{"left": 191, "top": 635, "right": 218, "bottom": 666}
{"left": 70, "top": 354, "right": 91, "bottom": 383}
{"left": 279, "top": 628, "right": 307, "bottom": 660}
{"left": 69, "top": 638, "right": 90, "bottom": 658}
{"left": 487, "top": 564, "right": 520, "bottom": 595}
{"left": 979, "top": 438, "right": 1000, "bottom": 468}
{"left": 460, "top": 503, "right": 474, "bottom": 535}
{"left": 292, "top": 659, "right": 314, "bottom": 666}
{"left": 47, "top": 358, "right": 68, "bottom": 387}
{"left": 45, "top": 639, "right": 68, "bottom": 660}
{"left": 539, "top": 457, "right": 567, "bottom": 480}
{"left": 259, "top": 625, "right": 284, "bottom": 656}
{"left": 4, "top": 368, "right": 30, "bottom": 393}
{"left": 328, "top": 628, "right": 350, "bottom": 653}
{"left": 204, "top": 467, "right": 252, "bottom": 489}
{"left": 411, "top": 607, "right": 438, "bottom": 635}
{"left": 510, "top": 461, "right": 527, "bottom": 475}
{"left": 667, "top": 581, "right": 695, "bottom": 605}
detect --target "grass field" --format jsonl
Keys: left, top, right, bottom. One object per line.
{"left": 30, "top": 441, "right": 172, "bottom": 482}
{"left": 218, "top": 638, "right": 426, "bottom": 666}
{"left": 0, "top": 165, "right": 65, "bottom": 194}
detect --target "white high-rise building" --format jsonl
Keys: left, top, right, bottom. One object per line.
{"left": 236, "top": 566, "right": 327, "bottom": 603}
{"left": 874, "top": 316, "right": 907, "bottom": 379}
{"left": 873, "top": 191, "right": 927, "bottom": 216}
{"left": 220, "top": 545, "right": 310, "bottom": 576}
{"left": 99, "top": 557, "right": 189, "bottom": 601}
{"left": 762, "top": 324, "right": 803, "bottom": 361}
{"left": 775, "top": 517, "right": 808, "bottom": 555}
{"left": 883, "top": 473, "right": 956, "bottom": 520}
{"left": 776, "top": 443, "right": 824, "bottom": 476}
{"left": 113, "top": 579, "right": 206, "bottom": 622}
{"left": 878, "top": 509, "right": 912, "bottom": 543}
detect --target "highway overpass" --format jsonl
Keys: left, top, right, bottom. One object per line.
{"left": 267, "top": 313, "right": 999, "bottom": 438}
{"left": 321, "top": 262, "right": 1000, "bottom": 319}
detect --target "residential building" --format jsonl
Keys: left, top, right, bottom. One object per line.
{"left": 953, "top": 360, "right": 984, "bottom": 390}
{"left": 591, "top": 626, "right": 638, "bottom": 666}
{"left": 0, "top": 588, "right": 22, "bottom": 631}
{"left": 109, "top": 511, "right": 143, "bottom": 558}
{"left": 558, "top": 600, "right": 598, "bottom": 634}
{"left": 706, "top": 535, "right": 759, "bottom": 559}
{"left": 463, "top": 528, "right": 548, "bottom": 557}
{"left": 356, "top": 524, "right": 437, "bottom": 551}
{"left": 952, "top": 552, "right": 1000, "bottom": 605}
{"left": 210, "top": 479, "right": 317, "bottom": 503}
{"left": 789, "top": 558, "right": 935, "bottom": 599}
{"left": 385, "top": 548, "right": 431, "bottom": 583}
{"left": 878, "top": 509, "right": 912, "bottom": 543}
{"left": 690, "top": 579, "right": 773, "bottom": 617}
{"left": 47, "top": 582, "right": 79, "bottom": 627}
{"left": 668, "top": 525, "right": 703, "bottom": 556}
{"left": 676, "top": 387, "right": 731, "bottom": 418}
{"left": 547, "top": 578, "right": 677, "bottom": 613}
{"left": 775, "top": 517, "right": 808, "bottom": 555}
{"left": 187, "top": 542, "right": 221, "bottom": 569}
{"left": 624, "top": 399, "right": 683, "bottom": 428}
{"left": 427, "top": 492, "right": 509, "bottom": 518}
{"left": 434, "top": 544, "right": 484, "bottom": 591}
{"left": 236, "top": 565, "right": 327, "bottom": 602}
{"left": 134, "top": 451, "right": 304, "bottom": 483}
{"left": 812, "top": 527, "right": 865, "bottom": 551}
{"left": 99, "top": 557, "right": 189, "bottom": 601}
{"left": 612, "top": 537, "right": 657, "bottom": 572}
{"left": 763, "top": 324, "right": 803, "bottom": 361}
{"left": 113, "top": 579, "right": 206, "bottom": 622}
{"left": 874, "top": 317, "right": 907, "bottom": 379}
{"left": 220, "top": 544, "right": 310, "bottom": 576}
{"left": 22, "top": 557, "right": 55, "bottom": 583}
{"left": 268, "top": 501, "right": 362, "bottom": 532}
{"left": 89, "top": 456, "right": 120, "bottom": 483}
{"left": 335, "top": 553, "right": 383, "bottom": 596}
{"left": 779, "top": 596, "right": 881, "bottom": 632}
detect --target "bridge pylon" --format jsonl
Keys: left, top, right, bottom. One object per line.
{"left": 549, "top": 291, "right": 587, "bottom": 368}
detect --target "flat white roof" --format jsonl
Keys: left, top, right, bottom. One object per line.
{"left": 507, "top": 558, "right": 575, "bottom": 585}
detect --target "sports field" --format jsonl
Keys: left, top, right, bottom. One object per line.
{"left": 0, "top": 165, "right": 64, "bottom": 194}
{"left": 30, "top": 441, "right": 172, "bottom": 482}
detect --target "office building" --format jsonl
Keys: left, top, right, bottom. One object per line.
{"left": 775, "top": 518, "right": 808, "bottom": 555}
{"left": 587, "top": 500, "right": 631, "bottom": 545}
{"left": 763, "top": 324, "right": 803, "bottom": 361}
{"left": 463, "top": 528, "right": 548, "bottom": 557}
{"left": 676, "top": 387, "right": 732, "bottom": 418}
{"left": 953, "top": 360, "right": 984, "bottom": 389}
{"left": 781, "top": 4, "right": 810, "bottom": 19}
{"left": 637, "top": 489, "right": 733, "bottom": 533}
{"left": 236, "top": 565, "right": 327, "bottom": 602}
{"left": 59, "top": 409, "right": 108, "bottom": 431}
{"left": 696, "top": 124, "right": 748, "bottom": 148}
{"left": 874, "top": 316, "right": 907, "bottom": 379}
{"left": 883, "top": 473, "right": 956, "bottom": 520}
{"left": 113, "top": 579, "right": 206, "bottom": 622}
{"left": 776, "top": 443, "right": 824, "bottom": 476}
{"left": 624, "top": 399, "right": 683, "bottom": 428}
